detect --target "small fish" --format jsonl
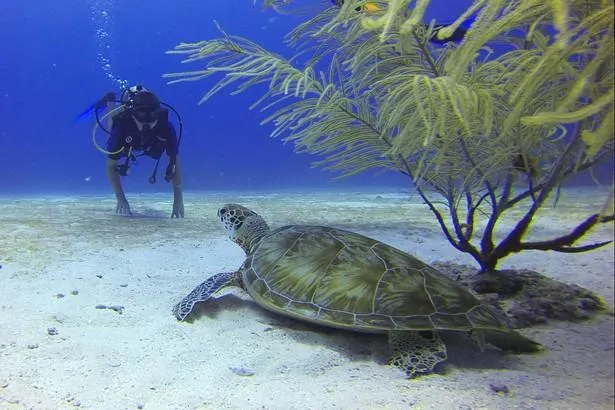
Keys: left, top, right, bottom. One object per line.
{"left": 331, "top": 0, "right": 382, "bottom": 13}
{"left": 511, "top": 153, "right": 538, "bottom": 177}
{"left": 429, "top": 21, "right": 472, "bottom": 45}
{"left": 229, "top": 366, "right": 256, "bottom": 377}
{"left": 331, "top": 0, "right": 476, "bottom": 44}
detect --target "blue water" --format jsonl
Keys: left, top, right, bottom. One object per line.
{"left": 0, "top": 1, "right": 610, "bottom": 196}
{"left": 0, "top": 1, "right": 462, "bottom": 195}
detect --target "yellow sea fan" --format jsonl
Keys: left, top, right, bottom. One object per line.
{"left": 581, "top": 109, "right": 614, "bottom": 158}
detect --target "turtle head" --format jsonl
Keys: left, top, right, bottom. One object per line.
{"left": 218, "top": 204, "right": 270, "bottom": 254}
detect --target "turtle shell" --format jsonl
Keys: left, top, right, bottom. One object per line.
{"left": 240, "top": 225, "right": 508, "bottom": 333}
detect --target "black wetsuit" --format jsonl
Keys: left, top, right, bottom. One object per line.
{"left": 106, "top": 108, "right": 178, "bottom": 163}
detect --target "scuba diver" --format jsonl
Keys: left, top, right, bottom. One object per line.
{"left": 79, "top": 85, "right": 185, "bottom": 217}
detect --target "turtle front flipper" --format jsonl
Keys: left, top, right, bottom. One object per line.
{"left": 388, "top": 331, "right": 448, "bottom": 378}
{"left": 173, "top": 271, "right": 240, "bottom": 321}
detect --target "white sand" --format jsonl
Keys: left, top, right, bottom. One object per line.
{"left": 0, "top": 188, "right": 613, "bottom": 410}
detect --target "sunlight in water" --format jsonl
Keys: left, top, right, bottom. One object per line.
{"left": 90, "top": 0, "right": 128, "bottom": 88}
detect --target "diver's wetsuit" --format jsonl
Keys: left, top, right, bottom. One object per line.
{"left": 106, "top": 108, "right": 178, "bottom": 162}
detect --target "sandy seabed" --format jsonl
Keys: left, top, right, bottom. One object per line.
{"left": 0, "top": 187, "right": 613, "bottom": 410}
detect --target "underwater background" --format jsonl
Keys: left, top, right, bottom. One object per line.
{"left": 0, "top": 2, "right": 613, "bottom": 408}
{"left": 0, "top": 0, "right": 372, "bottom": 194}
{"left": 0, "top": 0, "right": 612, "bottom": 195}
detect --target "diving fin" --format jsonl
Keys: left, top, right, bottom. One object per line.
{"left": 74, "top": 100, "right": 107, "bottom": 123}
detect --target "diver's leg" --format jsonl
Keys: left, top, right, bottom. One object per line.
{"left": 171, "top": 155, "right": 184, "bottom": 218}
{"left": 106, "top": 158, "right": 132, "bottom": 215}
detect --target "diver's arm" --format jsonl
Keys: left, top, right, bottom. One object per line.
{"left": 103, "top": 92, "right": 119, "bottom": 128}
{"left": 106, "top": 158, "right": 132, "bottom": 215}
{"left": 163, "top": 121, "right": 183, "bottom": 218}
{"left": 106, "top": 100, "right": 115, "bottom": 129}
{"left": 172, "top": 155, "right": 183, "bottom": 189}
{"left": 170, "top": 155, "right": 184, "bottom": 218}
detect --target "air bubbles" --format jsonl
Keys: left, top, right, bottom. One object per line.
{"left": 90, "top": 1, "right": 126, "bottom": 88}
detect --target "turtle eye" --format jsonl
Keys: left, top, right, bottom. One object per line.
{"left": 228, "top": 216, "right": 242, "bottom": 229}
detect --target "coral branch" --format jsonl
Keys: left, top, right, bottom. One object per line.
{"left": 519, "top": 213, "right": 615, "bottom": 252}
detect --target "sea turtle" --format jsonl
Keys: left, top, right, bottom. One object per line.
{"left": 173, "top": 204, "right": 541, "bottom": 378}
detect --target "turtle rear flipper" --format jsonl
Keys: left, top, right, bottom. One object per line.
{"left": 480, "top": 330, "right": 543, "bottom": 353}
{"left": 388, "top": 331, "right": 448, "bottom": 378}
{"left": 173, "top": 271, "right": 240, "bottom": 321}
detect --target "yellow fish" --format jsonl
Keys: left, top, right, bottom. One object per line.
{"left": 331, "top": 0, "right": 383, "bottom": 14}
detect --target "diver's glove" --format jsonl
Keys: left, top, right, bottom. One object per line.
{"left": 96, "top": 91, "right": 116, "bottom": 108}
{"left": 164, "top": 163, "right": 176, "bottom": 182}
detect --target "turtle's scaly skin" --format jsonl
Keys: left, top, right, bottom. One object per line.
{"left": 243, "top": 224, "right": 509, "bottom": 334}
